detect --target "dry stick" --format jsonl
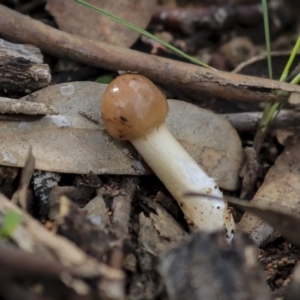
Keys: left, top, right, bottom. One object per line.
{"left": 0, "top": 242, "right": 67, "bottom": 279}
{"left": 109, "top": 177, "right": 138, "bottom": 270}
{"left": 0, "top": 97, "right": 58, "bottom": 115}
{"left": 223, "top": 109, "right": 300, "bottom": 132}
{"left": 111, "top": 177, "right": 138, "bottom": 237}
{"left": 0, "top": 38, "right": 51, "bottom": 94}
{"left": 0, "top": 4, "right": 299, "bottom": 103}
{"left": 0, "top": 193, "right": 123, "bottom": 281}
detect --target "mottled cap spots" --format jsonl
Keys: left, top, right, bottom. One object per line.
{"left": 101, "top": 74, "right": 168, "bottom": 140}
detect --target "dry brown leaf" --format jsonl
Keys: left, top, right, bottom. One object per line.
{"left": 46, "top": 0, "right": 157, "bottom": 47}
{"left": 0, "top": 82, "right": 243, "bottom": 191}
{"left": 139, "top": 200, "right": 187, "bottom": 256}
{"left": 238, "top": 134, "right": 300, "bottom": 246}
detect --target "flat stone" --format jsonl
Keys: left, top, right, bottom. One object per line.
{"left": 0, "top": 82, "right": 244, "bottom": 191}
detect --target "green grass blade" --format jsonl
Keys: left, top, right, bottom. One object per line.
{"left": 74, "top": 0, "right": 216, "bottom": 70}
{"left": 290, "top": 71, "right": 300, "bottom": 85}
{"left": 279, "top": 36, "right": 300, "bottom": 82}
{"left": 254, "top": 1, "right": 300, "bottom": 153}
{"left": 261, "top": 0, "right": 272, "bottom": 80}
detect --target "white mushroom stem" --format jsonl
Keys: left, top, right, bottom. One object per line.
{"left": 131, "top": 123, "right": 235, "bottom": 240}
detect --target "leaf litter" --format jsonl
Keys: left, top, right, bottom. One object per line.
{"left": 46, "top": 0, "right": 157, "bottom": 48}
{"left": 1, "top": 0, "right": 300, "bottom": 299}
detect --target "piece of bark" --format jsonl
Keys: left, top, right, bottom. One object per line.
{"left": 0, "top": 4, "right": 299, "bottom": 103}
{"left": 0, "top": 97, "right": 58, "bottom": 115}
{"left": 0, "top": 38, "right": 51, "bottom": 94}
{"left": 239, "top": 147, "right": 261, "bottom": 199}
{"left": 223, "top": 109, "right": 300, "bottom": 132}
{"left": 33, "top": 170, "right": 61, "bottom": 219}
{"left": 238, "top": 134, "right": 300, "bottom": 246}
{"left": 160, "top": 231, "right": 271, "bottom": 300}
{"left": 0, "top": 38, "right": 43, "bottom": 63}
{"left": 111, "top": 177, "right": 138, "bottom": 238}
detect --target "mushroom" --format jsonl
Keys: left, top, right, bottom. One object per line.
{"left": 101, "top": 74, "right": 235, "bottom": 240}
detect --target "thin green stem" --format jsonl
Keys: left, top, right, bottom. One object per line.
{"left": 253, "top": 0, "right": 273, "bottom": 152}
{"left": 254, "top": 3, "right": 300, "bottom": 153}
{"left": 291, "top": 72, "right": 300, "bottom": 85}
{"left": 279, "top": 36, "right": 300, "bottom": 82}
{"left": 261, "top": 0, "right": 272, "bottom": 80}
{"left": 74, "top": 0, "right": 216, "bottom": 70}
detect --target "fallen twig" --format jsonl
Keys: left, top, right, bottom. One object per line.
{"left": 0, "top": 242, "right": 67, "bottom": 279}
{"left": 111, "top": 177, "right": 138, "bottom": 238}
{"left": 0, "top": 38, "right": 51, "bottom": 94}
{"left": 0, "top": 97, "right": 58, "bottom": 115}
{"left": 0, "top": 4, "right": 299, "bottom": 103}
{"left": 223, "top": 109, "right": 300, "bottom": 132}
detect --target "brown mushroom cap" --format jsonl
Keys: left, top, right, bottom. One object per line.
{"left": 101, "top": 74, "right": 168, "bottom": 140}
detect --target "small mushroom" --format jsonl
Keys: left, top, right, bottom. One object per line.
{"left": 101, "top": 74, "right": 235, "bottom": 240}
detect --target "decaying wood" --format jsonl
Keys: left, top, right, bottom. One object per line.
{"left": 0, "top": 38, "right": 43, "bottom": 63}
{"left": 0, "top": 97, "right": 58, "bottom": 115}
{"left": 223, "top": 109, "right": 300, "bottom": 132}
{"left": 0, "top": 4, "right": 299, "bottom": 103}
{"left": 106, "top": 177, "right": 138, "bottom": 271}
{"left": 0, "top": 38, "right": 51, "bottom": 94}
{"left": 112, "top": 177, "right": 138, "bottom": 237}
